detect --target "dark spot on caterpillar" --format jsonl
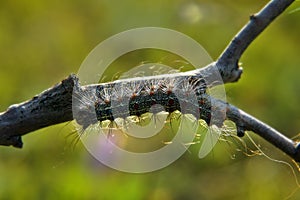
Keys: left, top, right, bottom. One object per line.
{"left": 151, "top": 99, "right": 156, "bottom": 105}
{"left": 134, "top": 102, "right": 139, "bottom": 110}
{"left": 95, "top": 100, "right": 114, "bottom": 121}
{"left": 168, "top": 98, "right": 174, "bottom": 105}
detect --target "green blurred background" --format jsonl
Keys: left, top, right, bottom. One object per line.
{"left": 1, "top": 0, "right": 300, "bottom": 199}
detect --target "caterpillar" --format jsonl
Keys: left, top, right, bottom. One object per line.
{"left": 72, "top": 71, "right": 226, "bottom": 134}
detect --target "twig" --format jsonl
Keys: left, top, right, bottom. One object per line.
{"left": 224, "top": 101, "right": 300, "bottom": 162}
{"left": 0, "top": 0, "right": 299, "bottom": 162}
{"left": 215, "top": 0, "right": 295, "bottom": 83}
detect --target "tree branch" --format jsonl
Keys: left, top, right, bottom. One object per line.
{"left": 1, "top": 74, "right": 299, "bottom": 161}
{"left": 0, "top": 0, "right": 299, "bottom": 162}
{"left": 0, "top": 74, "right": 75, "bottom": 148}
{"left": 224, "top": 101, "right": 300, "bottom": 162}
{"left": 215, "top": 0, "right": 295, "bottom": 83}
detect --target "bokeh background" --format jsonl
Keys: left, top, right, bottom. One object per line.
{"left": 1, "top": 0, "right": 300, "bottom": 199}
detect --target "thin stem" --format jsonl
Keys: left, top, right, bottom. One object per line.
{"left": 216, "top": 0, "right": 295, "bottom": 83}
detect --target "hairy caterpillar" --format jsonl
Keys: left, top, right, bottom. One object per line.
{"left": 72, "top": 70, "right": 226, "bottom": 134}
